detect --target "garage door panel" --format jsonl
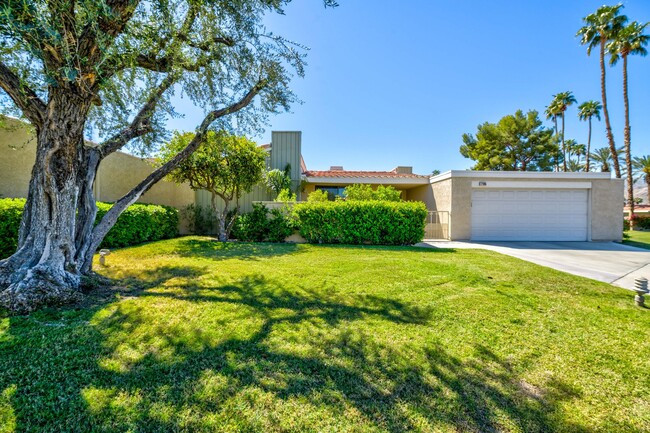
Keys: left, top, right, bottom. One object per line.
{"left": 471, "top": 188, "right": 588, "bottom": 241}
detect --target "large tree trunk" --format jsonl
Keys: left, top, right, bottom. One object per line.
{"left": 622, "top": 55, "right": 634, "bottom": 222}
{"left": 0, "top": 91, "right": 95, "bottom": 312}
{"left": 600, "top": 37, "right": 621, "bottom": 178}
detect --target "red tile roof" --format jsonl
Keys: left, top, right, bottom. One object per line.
{"left": 303, "top": 170, "right": 428, "bottom": 179}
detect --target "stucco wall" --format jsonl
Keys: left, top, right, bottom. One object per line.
{"left": 0, "top": 118, "right": 36, "bottom": 198}
{"left": 404, "top": 185, "right": 433, "bottom": 208}
{"left": 436, "top": 175, "right": 623, "bottom": 241}
{"left": 96, "top": 151, "right": 194, "bottom": 208}
{"left": 0, "top": 117, "right": 194, "bottom": 210}
{"left": 591, "top": 178, "right": 624, "bottom": 241}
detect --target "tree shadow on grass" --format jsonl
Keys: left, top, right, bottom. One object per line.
{"left": 0, "top": 273, "right": 618, "bottom": 432}
{"left": 171, "top": 238, "right": 305, "bottom": 261}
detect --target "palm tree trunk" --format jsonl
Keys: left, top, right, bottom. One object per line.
{"left": 600, "top": 37, "right": 621, "bottom": 178}
{"left": 562, "top": 111, "right": 566, "bottom": 172}
{"left": 586, "top": 117, "right": 592, "bottom": 172}
{"left": 554, "top": 116, "right": 559, "bottom": 171}
{"left": 623, "top": 54, "right": 634, "bottom": 220}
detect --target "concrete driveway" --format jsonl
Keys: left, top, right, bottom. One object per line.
{"left": 417, "top": 241, "right": 650, "bottom": 291}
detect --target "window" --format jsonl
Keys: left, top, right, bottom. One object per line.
{"left": 315, "top": 185, "right": 346, "bottom": 200}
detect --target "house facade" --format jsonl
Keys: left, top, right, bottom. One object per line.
{"left": 0, "top": 122, "right": 624, "bottom": 242}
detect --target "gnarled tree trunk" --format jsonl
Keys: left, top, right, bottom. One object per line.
{"left": 0, "top": 91, "right": 96, "bottom": 312}
{"left": 0, "top": 79, "right": 265, "bottom": 313}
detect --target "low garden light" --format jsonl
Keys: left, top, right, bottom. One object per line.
{"left": 634, "top": 277, "right": 648, "bottom": 307}
{"left": 99, "top": 249, "right": 111, "bottom": 266}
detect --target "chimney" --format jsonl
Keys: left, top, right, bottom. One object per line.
{"left": 330, "top": 166, "right": 344, "bottom": 171}
{"left": 393, "top": 166, "right": 413, "bottom": 174}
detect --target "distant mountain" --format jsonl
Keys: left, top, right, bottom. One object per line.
{"left": 634, "top": 180, "right": 647, "bottom": 204}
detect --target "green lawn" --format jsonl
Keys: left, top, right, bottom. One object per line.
{"left": 623, "top": 230, "right": 650, "bottom": 250}
{"left": 1, "top": 237, "right": 649, "bottom": 433}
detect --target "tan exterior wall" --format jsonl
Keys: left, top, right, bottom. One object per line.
{"left": 95, "top": 152, "right": 194, "bottom": 208}
{"left": 0, "top": 117, "right": 194, "bottom": 209}
{"left": 591, "top": 178, "right": 624, "bottom": 241}
{"left": 0, "top": 118, "right": 36, "bottom": 198}
{"left": 404, "top": 185, "right": 432, "bottom": 207}
{"left": 301, "top": 184, "right": 316, "bottom": 198}
{"left": 433, "top": 175, "right": 623, "bottom": 241}
{"left": 449, "top": 177, "right": 473, "bottom": 240}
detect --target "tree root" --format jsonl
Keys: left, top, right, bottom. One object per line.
{"left": 0, "top": 264, "right": 82, "bottom": 313}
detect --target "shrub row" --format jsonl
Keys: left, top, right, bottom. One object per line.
{"left": 0, "top": 199, "right": 178, "bottom": 259}
{"left": 232, "top": 203, "right": 296, "bottom": 242}
{"left": 0, "top": 198, "right": 25, "bottom": 259}
{"left": 96, "top": 202, "right": 179, "bottom": 248}
{"left": 627, "top": 215, "right": 650, "bottom": 231}
{"left": 294, "top": 201, "right": 427, "bottom": 245}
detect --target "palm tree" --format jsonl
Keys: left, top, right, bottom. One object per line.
{"left": 633, "top": 155, "right": 650, "bottom": 203}
{"left": 549, "top": 91, "right": 577, "bottom": 171}
{"left": 567, "top": 159, "right": 585, "bottom": 173}
{"left": 545, "top": 100, "right": 562, "bottom": 171}
{"left": 608, "top": 21, "right": 649, "bottom": 219}
{"left": 577, "top": 4, "right": 627, "bottom": 178}
{"left": 577, "top": 100, "right": 602, "bottom": 171}
{"left": 590, "top": 146, "right": 623, "bottom": 172}
{"left": 566, "top": 140, "right": 586, "bottom": 169}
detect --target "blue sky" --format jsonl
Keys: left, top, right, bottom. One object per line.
{"left": 168, "top": 0, "right": 650, "bottom": 175}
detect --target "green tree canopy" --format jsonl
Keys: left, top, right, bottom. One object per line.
{"left": 0, "top": 0, "right": 336, "bottom": 311}
{"left": 160, "top": 130, "right": 266, "bottom": 241}
{"left": 344, "top": 184, "right": 402, "bottom": 201}
{"left": 460, "top": 110, "right": 558, "bottom": 171}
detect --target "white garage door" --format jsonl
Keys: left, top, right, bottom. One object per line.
{"left": 471, "top": 189, "right": 588, "bottom": 241}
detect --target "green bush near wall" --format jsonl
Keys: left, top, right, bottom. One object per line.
{"left": 0, "top": 198, "right": 26, "bottom": 259}
{"left": 96, "top": 202, "right": 179, "bottom": 248}
{"left": 232, "top": 203, "right": 296, "bottom": 242}
{"left": 295, "top": 201, "right": 427, "bottom": 245}
{"left": 0, "top": 199, "right": 179, "bottom": 259}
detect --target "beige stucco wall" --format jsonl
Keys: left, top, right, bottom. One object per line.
{"left": 591, "top": 178, "right": 624, "bottom": 241}
{"left": 0, "top": 118, "right": 36, "bottom": 198}
{"left": 404, "top": 185, "right": 432, "bottom": 208}
{"left": 0, "top": 117, "right": 194, "bottom": 211}
{"left": 434, "top": 175, "right": 624, "bottom": 242}
{"left": 96, "top": 152, "right": 194, "bottom": 208}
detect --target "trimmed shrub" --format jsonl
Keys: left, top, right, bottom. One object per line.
{"left": 232, "top": 203, "right": 269, "bottom": 242}
{"left": 0, "top": 198, "right": 26, "bottom": 259}
{"left": 181, "top": 204, "right": 217, "bottom": 235}
{"left": 307, "top": 189, "right": 329, "bottom": 202}
{"left": 344, "top": 184, "right": 402, "bottom": 202}
{"left": 0, "top": 199, "right": 179, "bottom": 258}
{"left": 295, "top": 201, "right": 427, "bottom": 245}
{"left": 276, "top": 188, "right": 297, "bottom": 202}
{"left": 232, "top": 203, "right": 296, "bottom": 242}
{"left": 97, "top": 202, "right": 179, "bottom": 248}
{"left": 267, "top": 208, "right": 297, "bottom": 242}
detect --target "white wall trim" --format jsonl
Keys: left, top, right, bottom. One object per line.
{"left": 471, "top": 181, "right": 592, "bottom": 189}
{"left": 430, "top": 170, "right": 612, "bottom": 184}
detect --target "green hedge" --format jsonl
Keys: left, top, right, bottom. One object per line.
{"left": 232, "top": 203, "right": 296, "bottom": 242}
{"left": 294, "top": 201, "right": 427, "bottom": 245}
{"left": 96, "top": 202, "right": 179, "bottom": 248}
{"left": 0, "top": 199, "right": 179, "bottom": 258}
{"left": 0, "top": 198, "right": 25, "bottom": 259}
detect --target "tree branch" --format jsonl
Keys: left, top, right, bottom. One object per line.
{"left": 98, "top": 72, "right": 179, "bottom": 157}
{"left": 0, "top": 61, "right": 46, "bottom": 127}
{"left": 83, "top": 78, "right": 267, "bottom": 271}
